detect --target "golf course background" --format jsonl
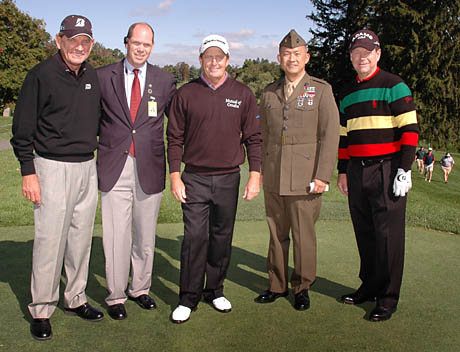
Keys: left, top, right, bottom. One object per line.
{"left": 1, "top": 115, "right": 459, "bottom": 351}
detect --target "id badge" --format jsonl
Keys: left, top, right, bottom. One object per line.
{"left": 148, "top": 101, "right": 158, "bottom": 117}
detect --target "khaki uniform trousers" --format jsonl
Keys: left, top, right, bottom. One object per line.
{"left": 29, "top": 156, "right": 98, "bottom": 319}
{"left": 264, "top": 191, "right": 321, "bottom": 295}
{"left": 101, "top": 155, "right": 162, "bottom": 306}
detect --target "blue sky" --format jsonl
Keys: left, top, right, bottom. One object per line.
{"left": 15, "top": 0, "right": 315, "bottom": 67}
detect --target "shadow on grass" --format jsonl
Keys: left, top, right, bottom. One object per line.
{"left": 152, "top": 232, "right": 357, "bottom": 314}
{"left": 0, "top": 233, "right": 361, "bottom": 321}
{"left": 0, "top": 240, "right": 33, "bottom": 321}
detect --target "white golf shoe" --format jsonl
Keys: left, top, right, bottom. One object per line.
{"left": 211, "top": 297, "right": 232, "bottom": 313}
{"left": 171, "top": 305, "right": 192, "bottom": 324}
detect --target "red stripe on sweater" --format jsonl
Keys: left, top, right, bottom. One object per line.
{"left": 347, "top": 142, "right": 401, "bottom": 157}
{"left": 338, "top": 148, "right": 350, "bottom": 160}
{"left": 400, "top": 131, "right": 419, "bottom": 146}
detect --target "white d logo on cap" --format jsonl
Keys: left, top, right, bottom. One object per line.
{"left": 75, "top": 18, "right": 85, "bottom": 27}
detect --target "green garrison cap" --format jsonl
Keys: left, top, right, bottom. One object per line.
{"left": 280, "top": 29, "right": 307, "bottom": 48}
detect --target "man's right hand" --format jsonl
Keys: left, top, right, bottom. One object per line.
{"left": 337, "top": 173, "right": 348, "bottom": 196}
{"left": 170, "top": 172, "right": 187, "bottom": 203}
{"left": 22, "top": 174, "right": 41, "bottom": 205}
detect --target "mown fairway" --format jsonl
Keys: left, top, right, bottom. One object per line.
{"left": 1, "top": 114, "right": 459, "bottom": 351}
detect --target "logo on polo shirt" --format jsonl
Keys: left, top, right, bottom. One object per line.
{"left": 85, "top": 84, "right": 92, "bottom": 90}
{"left": 226, "top": 98, "right": 242, "bottom": 109}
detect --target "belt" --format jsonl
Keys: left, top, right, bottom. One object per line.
{"left": 357, "top": 158, "right": 391, "bottom": 167}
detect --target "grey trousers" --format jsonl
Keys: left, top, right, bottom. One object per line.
{"left": 29, "top": 156, "right": 98, "bottom": 319}
{"left": 101, "top": 155, "right": 162, "bottom": 306}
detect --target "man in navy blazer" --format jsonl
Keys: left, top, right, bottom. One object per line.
{"left": 97, "top": 22, "right": 176, "bottom": 320}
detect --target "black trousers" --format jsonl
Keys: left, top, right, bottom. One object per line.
{"left": 347, "top": 158, "right": 406, "bottom": 310}
{"left": 179, "top": 171, "right": 240, "bottom": 308}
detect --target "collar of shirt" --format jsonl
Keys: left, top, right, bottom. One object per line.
{"left": 124, "top": 59, "right": 147, "bottom": 107}
{"left": 284, "top": 72, "right": 306, "bottom": 91}
{"left": 201, "top": 72, "right": 228, "bottom": 90}
{"left": 356, "top": 66, "right": 380, "bottom": 83}
{"left": 55, "top": 51, "right": 87, "bottom": 79}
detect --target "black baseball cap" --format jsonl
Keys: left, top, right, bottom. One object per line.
{"left": 60, "top": 15, "right": 93, "bottom": 39}
{"left": 349, "top": 29, "right": 380, "bottom": 51}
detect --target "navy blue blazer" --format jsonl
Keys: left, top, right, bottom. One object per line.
{"left": 97, "top": 60, "right": 176, "bottom": 194}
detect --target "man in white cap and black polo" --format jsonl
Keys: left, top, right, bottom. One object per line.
{"left": 167, "top": 34, "right": 262, "bottom": 323}
{"left": 11, "top": 14, "right": 103, "bottom": 340}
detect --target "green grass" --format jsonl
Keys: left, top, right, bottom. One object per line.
{"left": 0, "top": 116, "right": 12, "bottom": 142}
{"left": 0, "top": 221, "right": 459, "bottom": 351}
{"left": 1, "top": 130, "right": 459, "bottom": 350}
{"left": 1, "top": 148, "right": 459, "bottom": 234}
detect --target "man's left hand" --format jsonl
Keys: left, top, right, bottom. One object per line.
{"left": 393, "top": 168, "right": 412, "bottom": 197}
{"left": 243, "top": 171, "right": 260, "bottom": 200}
{"left": 310, "top": 179, "right": 328, "bottom": 194}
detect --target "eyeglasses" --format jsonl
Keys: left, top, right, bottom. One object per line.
{"left": 202, "top": 55, "right": 226, "bottom": 63}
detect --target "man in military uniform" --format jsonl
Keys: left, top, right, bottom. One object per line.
{"left": 255, "top": 29, "right": 339, "bottom": 310}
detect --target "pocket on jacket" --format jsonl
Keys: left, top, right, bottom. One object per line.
{"left": 291, "top": 143, "right": 316, "bottom": 191}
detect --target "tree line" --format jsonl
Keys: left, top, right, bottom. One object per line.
{"left": 0, "top": 0, "right": 280, "bottom": 108}
{"left": 2, "top": 0, "right": 458, "bottom": 151}
{"left": 306, "top": 0, "right": 459, "bottom": 151}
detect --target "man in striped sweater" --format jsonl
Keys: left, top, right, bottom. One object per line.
{"left": 336, "top": 29, "right": 419, "bottom": 322}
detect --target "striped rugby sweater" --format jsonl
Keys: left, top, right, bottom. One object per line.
{"left": 337, "top": 68, "right": 419, "bottom": 173}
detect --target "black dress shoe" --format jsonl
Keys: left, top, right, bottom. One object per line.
{"left": 65, "top": 303, "right": 104, "bottom": 321}
{"left": 108, "top": 303, "right": 127, "bottom": 320}
{"left": 129, "top": 294, "right": 157, "bottom": 310}
{"left": 254, "top": 290, "right": 288, "bottom": 303}
{"left": 294, "top": 289, "right": 310, "bottom": 311}
{"left": 340, "top": 291, "right": 376, "bottom": 305}
{"left": 30, "top": 319, "right": 52, "bottom": 341}
{"left": 370, "top": 305, "right": 395, "bottom": 322}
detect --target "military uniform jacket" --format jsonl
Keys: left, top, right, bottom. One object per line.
{"left": 260, "top": 73, "right": 339, "bottom": 196}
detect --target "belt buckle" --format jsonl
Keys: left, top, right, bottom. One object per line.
{"left": 361, "top": 159, "right": 383, "bottom": 167}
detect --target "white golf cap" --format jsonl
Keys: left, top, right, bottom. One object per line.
{"left": 200, "top": 34, "right": 229, "bottom": 55}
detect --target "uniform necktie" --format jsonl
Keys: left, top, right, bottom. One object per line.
{"left": 285, "top": 81, "right": 295, "bottom": 100}
{"left": 129, "top": 68, "right": 141, "bottom": 156}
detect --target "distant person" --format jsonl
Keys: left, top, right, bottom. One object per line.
{"left": 415, "top": 146, "right": 425, "bottom": 173}
{"left": 424, "top": 148, "right": 435, "bottom": 183}
{"left": 255, "top": 29, "right": 339, "bottom": 311}
{"left": 337, "top": 29, "right": 419, "bottom": 322}
{"left": 96, "top": 23, "right": 176, "bottom": 321}
{"left": 10, "top": 15, "right": 103, "bottom": 341}
{"left": 440, "top": 152, "right": 455, "bottom": 183}
{"left": 167, "top": 34, "right": 262, "bottom": 323}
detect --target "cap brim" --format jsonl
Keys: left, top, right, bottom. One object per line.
{"left": 200, "top": 43, "right": 229, "bottom": 55}
{"left": 63, "top": 31, "right": 93, "bottom": 40}
{"left": 350, "top": 43, "right": 378, "bottom": 51}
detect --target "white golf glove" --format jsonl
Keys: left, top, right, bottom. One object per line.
{"left": 393, "top": 168, "right": 412, "bottom": 197}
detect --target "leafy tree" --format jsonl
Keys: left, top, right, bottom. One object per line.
{"left": 175, "top": 62, "right": 190, "bottom": 83}
{"left": 374, "top": 0, "right": 460, "bottom": 150}
{"left": 162, "top": 63, "right": 199, "bottom": 85}
{"left": 0, "top": 0, "right": 49, "bottom": 108}
{"left": 44, "top": 39, "right": 124, "bottom": 68}
{"left": 87, "top": 43, "right": 125, "bottom": 67}
{"left": 0, "top": 0, "right": 124, "bottom": 110}
{"left": 233, "top": 58, "right": 282, "bottom": 100}
{"left": 307, "top": 0, "right": 460, "bottom": 150}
